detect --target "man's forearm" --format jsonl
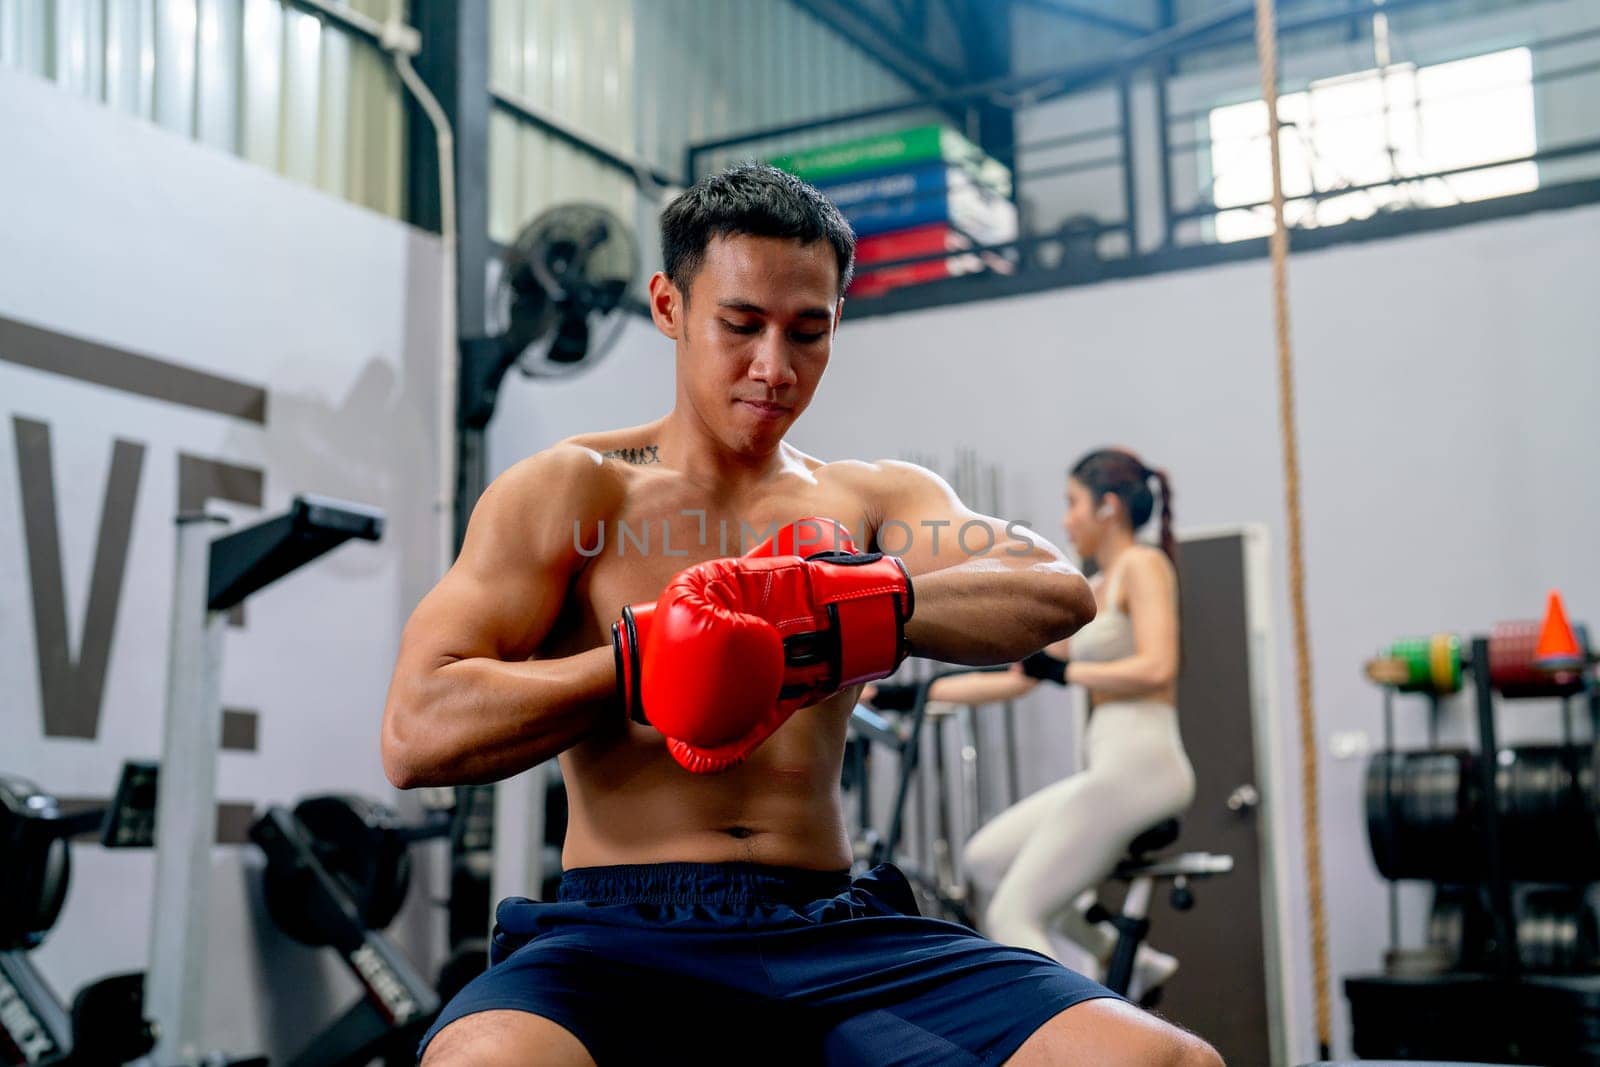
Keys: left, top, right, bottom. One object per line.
{"left": 903, "top": 560, "right": 1094, "bottom": 665}
{"left": 383, "top": 645, "right": 616, "bottom": 787}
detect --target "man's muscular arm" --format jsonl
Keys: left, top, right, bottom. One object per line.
{"left": 869, "top": 460, "right": 1094, "bottom": 664}
{"left": 381, "top": 446, "right": 621, "bottom": 788}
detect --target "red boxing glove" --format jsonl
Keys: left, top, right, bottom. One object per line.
{"left": 612, "top": 518, "right": 912, "bottom": 774}
{"left": 611, "top": 518, "right": 857, "bottom": 727}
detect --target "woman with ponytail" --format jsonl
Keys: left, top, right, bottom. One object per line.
{"left": 866, "top": 447, "right": 1195, "bottom": 1001}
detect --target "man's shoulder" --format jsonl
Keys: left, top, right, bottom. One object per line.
{"left": 501, "top": 440, "right": 605, "bottom": 481}
{"left": 807, "top": 457, "right": 952, "bottom": 523}
{"left": 489, "top": 442, "right": 626, "bottom": 517}
{"left": 491, "top": 422, "right": 681, "bottom": 519}
{"left": 455, "top": 444, "right": 627, "bottom": 570}
{"left": 557, "top": 423, "right": 667, "bottom": 469}
{"left": 810, "top": 455, "right": 927, "bottom": 486}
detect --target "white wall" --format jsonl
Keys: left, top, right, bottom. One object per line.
{"left": 489, "top": 316, "right": 677, "bottom": 460}
{"left": 1, "top": 63, "right": 448, "bottom": 1060}
{"left": 486, "top": 199, "right": 1600, "bottom": 1060}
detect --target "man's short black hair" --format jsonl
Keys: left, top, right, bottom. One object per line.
{"left": 660, "top": 162, "right": 855, "bottom": 301}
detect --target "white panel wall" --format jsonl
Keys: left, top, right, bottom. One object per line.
{"left": 487, "top": 0, "right": 639, "bottom": 243}
{"left": 0, "top": 0, "right": 406, "bottom": 218}
{"left": 1, "top": 62, "right": 446, "bottom": 1059}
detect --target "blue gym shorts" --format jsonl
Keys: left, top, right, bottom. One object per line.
{"left": 418, "top": 861, "right": 1122, "bottom": 1065}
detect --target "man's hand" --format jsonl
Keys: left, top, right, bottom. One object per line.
{"left": 613, "top": 518, "right": 913, "bottom": 774}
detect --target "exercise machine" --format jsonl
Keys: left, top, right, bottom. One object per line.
{"left": 251, "top": 794, "right": 450, "bottom": 1066}
{"left": 147, "top": 494, "right": 383, "bottom": 1063}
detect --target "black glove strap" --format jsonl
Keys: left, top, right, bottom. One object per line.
{"left": 805, "top": 549, "right": 884, "bottom": 565}
{"left": 614, "top": 611, "right": 650, "bottom": 725}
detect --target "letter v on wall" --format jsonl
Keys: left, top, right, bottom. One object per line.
{"left": 13, "top": 416, "right": 144, "bottom": 739}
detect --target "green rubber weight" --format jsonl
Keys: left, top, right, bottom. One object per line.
{"left": 1384, "top": 633, "right": 1462, "bottom": 694}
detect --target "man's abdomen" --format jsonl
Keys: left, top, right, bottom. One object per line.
{"left": 559, "top": 710, "right": 855, "bottom": 871}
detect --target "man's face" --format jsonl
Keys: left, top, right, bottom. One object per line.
{"left": 652, "top": 234, "right": 842, "bottom": 456}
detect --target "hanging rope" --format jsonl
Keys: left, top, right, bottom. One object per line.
{"left": 1252, "top": 0, "right": 1332, "bottom": 1058}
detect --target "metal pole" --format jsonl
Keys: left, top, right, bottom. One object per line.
{"left": 492, "top": 89, "right": 680, "bottom": 189}
{"left": 1155, "top": 69, "right": 1176, "bottom": 249}
{"left": 492, "top": 764, "right": 549, "bottom": 911}
{"left": 1002, "top": 702, "right": 1021, "bottom": 807}
{"left": 1470, "top": 635, "right": 1518, "bottom": 976}
{"left": 957, "top": 705, "right": 980, "bottom": 882}
{"left": 931, "top": 714, "right": 953, "bottom": 891}
{"left": 147, "top": 513, "right": 228, "bottom": 1063}
{"left": 1384, "top": 686, "right": 1398, "bottom": 953}
{"left": 1117, "top": 72, "right": 1140, "bottom": 254}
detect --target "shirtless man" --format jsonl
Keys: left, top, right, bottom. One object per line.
{"left": 383, "top": 163, "right": 1224, "bottom": 1066}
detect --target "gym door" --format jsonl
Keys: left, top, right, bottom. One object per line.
{"left": 1126, "top": 528, "right": 1287, "bottom": 1065}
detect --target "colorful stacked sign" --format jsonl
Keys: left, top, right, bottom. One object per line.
{"left": 771, "top": 125, "right": 1018, "bottom": 298}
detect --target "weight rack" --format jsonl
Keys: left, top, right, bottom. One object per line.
{"left": 1349, "top": 620, "right": 1600, "bottom": 1064}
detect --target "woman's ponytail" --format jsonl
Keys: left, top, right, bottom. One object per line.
{"left": 1150, "top": 466, "right": 1176, "bottom": 568}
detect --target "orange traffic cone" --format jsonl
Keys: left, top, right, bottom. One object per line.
{"left": 1535, "top": 590, "right": 1584, "bottom": 671}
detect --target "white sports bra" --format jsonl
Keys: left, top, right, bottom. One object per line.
{"left": 1071, "top": 560, "right": 1137, "bottom": 664}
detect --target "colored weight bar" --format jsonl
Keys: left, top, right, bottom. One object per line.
{"left": 1364, "top": 618, "right": 1594, "bottom": 698}
{"left": 1364, "top": 632, "right": 1464, "bottom": 694}
{"left": 1489, "top": 620, "right": 1588, "bottom": 699}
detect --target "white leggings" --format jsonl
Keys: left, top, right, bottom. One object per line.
{"left": 963, "top": 700, "right": 1196, "bottom": 967}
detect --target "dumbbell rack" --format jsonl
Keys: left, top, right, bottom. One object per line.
{"left": 1449, "top": 634, "right": 1586, "bottom": 978}
{"left": 1348, "top": 627, "right": 1600, "bottom": 1065}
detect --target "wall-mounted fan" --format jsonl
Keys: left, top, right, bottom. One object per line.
{"left": 460, "top": 203, "right": 639, "bottom": 429}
